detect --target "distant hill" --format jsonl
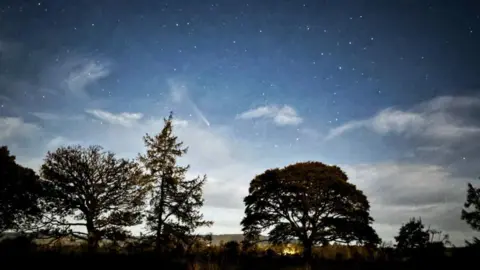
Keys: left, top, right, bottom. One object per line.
{"left": 210, "top": 234, "right": 244, "bottom": 244}
{"left": 209, "top": 234, "right": 269, "bottom": 245}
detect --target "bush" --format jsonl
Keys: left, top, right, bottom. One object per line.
{"left": 0, "top": 234, "right": 36, "bottom": 255}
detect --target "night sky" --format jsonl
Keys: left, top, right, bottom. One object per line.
{"left": 1, "top": 0, "right": 480, "bottom": 245}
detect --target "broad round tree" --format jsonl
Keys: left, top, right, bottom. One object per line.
{"left": 241, "top": 161, "right": 380, "bottom": 260}
{"left": 40, "top": 145, "right": 149, "bottom": 252}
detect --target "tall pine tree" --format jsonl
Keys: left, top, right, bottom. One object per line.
{"left": 139, "top": 112, "right": 212, "bottom": 251}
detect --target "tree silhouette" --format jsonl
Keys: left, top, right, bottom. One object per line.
{"left": 461, "top": 179, "right": 480, "bottom": 246}
{"left": 241, "top": 161, "right": 380, "bottom": 262}
{"left": 40, "top": 145, "right": 148, "bottom": 252}
{"left": 394, "top": 217, "right": 429, "bottom": 251}
{"left": 0, "top": 146, "right": 44, "bottom": 232}
{"left": 427, "top": 227, "right": 450, "bottom": 247}
{"left": 139, "top": 112, "right": 212, "bottom": 251}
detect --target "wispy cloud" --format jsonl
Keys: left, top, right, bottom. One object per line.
{"left": 237, "top": 105, "right": 303, "bottom": 126}
{"left": 168, "top": 79, "right": 210, "bottom": 126}
{"left": 45, "top": 136, "right": 83, "bottom": 150}
{"left": 31, "top": 112, "right": 85, "bottom": 121}
{"left": 85, "top": 109, "right": 143, "bottom": 127}
{"left": 326, "top": 96, "right": 480, "bottom": 140}
{"left": 62, "top": 59, "right": 111, "bottom": 98}
{"left": 0, "top": 117, "right": 40, "bottom": 142}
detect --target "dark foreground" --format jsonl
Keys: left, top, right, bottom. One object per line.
{"left": 1, "top": 252, "right": 476, "bottom": 270}
{"left": 2, "top": 251, "right": 478, "bottom": 270}
{"left": 0, "top": 238, "right": 478, "bottom": 270}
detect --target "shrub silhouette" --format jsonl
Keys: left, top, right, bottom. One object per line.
{"left": 0, "top": 234, "right": 36, "bottom": 255}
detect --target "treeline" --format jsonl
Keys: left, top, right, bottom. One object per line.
{"left": 1, "top": 112, "right": 480, "bottom": 267}
{"left": 1, "top": 113, "right": 211, "bottom": 253}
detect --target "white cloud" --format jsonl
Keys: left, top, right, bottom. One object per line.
{"left": 62, "top": 59, "right": 111, "bottom": 97}
{"left": 237, "top": 105, "right": 303, "bottom": 126}
{"left": 171, "top": 119, "right": 189, "bottom": 127}
{"left": 168, "top": 79, "right": 210, "bottom": 126}
{"left": 45, "top": 136, "right": 83, "bottom": 151}
{"left": 325, "top": 121, "right": 365, "bottom": 140}
{"left": 85, "top": 109, "right": 144, "bottom": 127}
{"left": 326, "top": 96, "right": 480, "bottom": 140}
{"left": 31, "top": 112, "right": 85, "bottom": 121}
{"left": 31, "top": 112, "right": 63, "bottom": 121}
{"left": 0, "top": 117, "right": 40, "bottom": 142}
{"left": 419, "top": 96, "right": 480, "bottom": 112}
{"left": 344, "top": 162, "right": 475, "bottom": 245}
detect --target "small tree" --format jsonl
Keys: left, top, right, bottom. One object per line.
{"left": 223, "top": 240, "right": 241, "bottom": 260}
{"left": 241, "top": 161, "right": 380, "bottom": 262}
{"left": 427, "top": 227, "right": 450, "bottom": 246}
{"left": 139, "top": 112, "right": 212, "bottom": 251}
{"left": 40, "top": 145, "right": 148, "bottom": 252}
{"left": 394, "top": 217, "right": 429, "bottom": 252}
{"left": 461, "top": 180, "right": 480, "bottom": 246}
{"left": 0, "top": 146, "right": 44, "bottom": 233}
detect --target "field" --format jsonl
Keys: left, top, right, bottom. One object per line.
{"left": 0, "top": 234, "right": 477, "bottom": 269}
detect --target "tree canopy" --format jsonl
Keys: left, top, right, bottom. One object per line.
{"left": 40, "top": 145, "right": 149, "bottom": 251}
{"left": 461, "top": 180, "right": 480, "bottom": 246}
{"left": 241, "top": 161, "right": 380, "bottom": 260}
{"left": 139, "top": 112, "right": 212, "bottom": 251}
{"left": 0, "top": 146, "right": 44, "bottom": 232}
{"left": 394, "top": 217, "right": 430, "bottom": 251}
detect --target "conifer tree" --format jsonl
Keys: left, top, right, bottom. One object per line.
{"left": 139, "top": 112, "right": 212, "bottom": 251}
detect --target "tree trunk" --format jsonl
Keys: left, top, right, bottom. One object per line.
{"left": 155, "top": 178, "right": 166, "bottom": 252}
{"left": 303, "top": 239, "right": 313, "bottom": 267}
{"left": 155, "top": 218, "right": 164, "bottom": 252}
{"left": 86, "top": 218, "right": 98, "bottom": 253}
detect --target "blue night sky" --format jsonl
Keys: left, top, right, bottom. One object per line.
{"left": 1, "top": 0, "right": 480, "bottom": 245}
